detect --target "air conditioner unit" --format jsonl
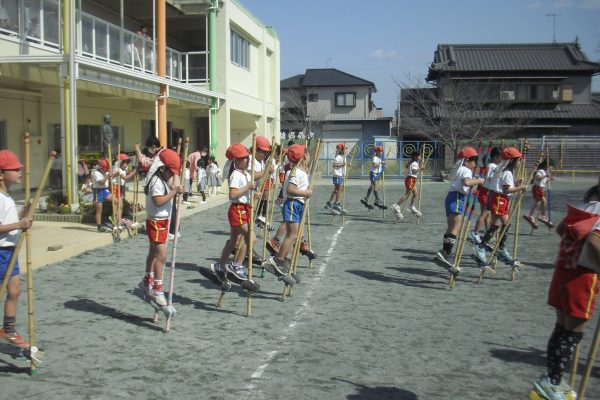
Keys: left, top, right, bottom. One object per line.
{"left": 500, "top": 90, "right": 515, "bottom": 100}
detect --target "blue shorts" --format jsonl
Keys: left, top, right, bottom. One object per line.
{"left": 282, "top": 199, "right": 305, "bottom": 224}
{"left": 445, "top": 191, "right": 466, "bottom": 216}
{"left": 96, "top": 188, "right": 110, "bottom": 203}
{"left": 332, "top": 176, "right": 343, "bottom": 186}
{"left": 0, "top": 247, "right": 20, "bottom": 280}
{"left": 369, "top": 172, "right": 381, "bottom": 182}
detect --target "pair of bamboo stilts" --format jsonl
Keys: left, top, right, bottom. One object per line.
{"left": 0, "top": 137, "right": 55, "bottom": 375}
{"left": 330, "top": 142, "right": 357, "bottom": 226}
{"left": 281, "top": 139, "right": 322, "bottom": 300}
{"left": 568, "top": 314, "right": 600, "bottom": 399}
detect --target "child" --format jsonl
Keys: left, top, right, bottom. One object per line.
{"left": 435, "top": 147, "right": 485, "bottom": 272}
{"left": 265, "top": 144, "right": 313, "bottom": 274}
{"left": 206, "top": 156, "right": 221, "bottom": 197}
{"left": 0, "top": 150, "right": 33, "bottom": 348}
{"left": 91, "top": 158, "right": 114, "bottom": 232}
{"left": 112, "top": 153, "right": 136, "bottom": 223}
{"left": 361, "top": 146, "right": 386, "bottom": 210}
{"left": 182, "top": 161, "right": 191, "bottom": 205}
{"left": 473, "top": 147, "right": 527, "bottom": 270}
{"left": 468, "top": 146, "right": 502, "bottom": 244}
{"left": 138, "top": 149, "right": 183, "bottom": 306}
{"left": 79, "top": 175, "right": 94, "bottom": 204}
{"left": 530, "top": 184, "right": 600, "bottom": 400}
{"left": 524, "top": 158, "right": 554, "bottom": 229}
{"left": 325, "top": 143, "right": 347, "bottom": 215}
{"left": 391, "top": 150, "right": 423, "bottom": 219}
{"left": 211, "top": 144, "right": 257, "bottom": 283}
{"left": 196, "top": 158, "right": 207, "bottom": 203}
{"left": 249, "top": 136, "right": 272, "bottom": 230}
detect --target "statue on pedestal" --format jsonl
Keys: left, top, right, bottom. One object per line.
{"left": 102, "top": 114, "right": 113, "bottom": 150}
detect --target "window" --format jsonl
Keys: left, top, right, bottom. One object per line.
{"left": 335, "top": 93, "right": 356, "bottom": 107}
{"left": 0, "top": 121, "right": 6, "bottom": 150}
{"left": 308, "top": 94, "right": 318, "bottom": 102}
{"left": 77, "top": 124, "right": 120, "bottom": 153}
{"left": 499, "top": 90, "right": 515, "bottom": 101}
{"left": 231, "top": 30, "right": 250, "bottom": 69}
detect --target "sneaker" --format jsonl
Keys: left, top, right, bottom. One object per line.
{"left": 435, "top": 251, "right": 454, "bottom": 271}
{"left": 467, "top": 231, "right": 482, "bottom": 245}
{"left": 335, "top": 203, "right": 348, "bottom": 215}
{"left": 523, "top": 214, "right": 539, "bottom": 229}
{"left": 138, "top": 278, "right": 152, "bottom": 296}
{"left": 374, "top": 200, "right": 387, "bottom": 209}
{"left": 300, "top": 240, "right": 317, "bottom": 260}
{"left": 201, "top": 200, "right": 207, "bottom": 204}
{"left": 324, "top": 201, "right": 333, "bottom": 210}
{"left": 448, "top": 265, "right": 462, "bottom": 275}
{"left": 267, "top": 237, "right": 281, "bottom": 255}
{"left": 98, "top": 224, "right": 111, "bottom": 232}
{"left": 267, "top": 257, "right": 289, "bottom": 276}
{"left": 539, "top": 215, "right": 555, "bottom": 228}
{"left": 360, "top": 197, "right": 374, "bottom": 210}
{"left": 226, "top": 263, "right": 248, "bottom": 280}
{"left": 151, "top": 291, "right": 168, "bottom": 307}
{"left": 211, "top": 262, "right": 228, "bottom": 283}
{"left": 266, "top": 223, "right": 275, "bottom": 232}
{"left": 391, "top": 203, "right": 404, "bottom": 219}
{"left": 0, "top": 328, "right": 30, "bottom": 348}
{"left": 409, "top": 205, "right": 422, "bottom": 217}
{"left": 497, "top": 248, "right": 519, "bottom": 266}
{"left": 473, "top": 246, "right": 488, "bottom": 266}
{"left": 533, "top": 375, "right": 567, "bottom": 400}
{"left": 256, "top": 215, "right": 267, "bottom": 229}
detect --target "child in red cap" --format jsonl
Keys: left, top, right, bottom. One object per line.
{"left": 138, "top": 149, "right": 184, "bottom": 306}
{"left": 361, "top": 145, "right": 387, "bottom": 210}
{"left": 473, "top": 146, "right": 527, "bottom": 271}
{"left": 391, "top": 150, "right": 424, "bottom": 220}
{"left": 211, "top": 143, "right": 257, "bottom": 283}
{"left": 435, "top": 147, "right": 485, "bottom": 271}
{"left": 0, "top": 150, "right": 33, "bottom": 348}
{"left": 524, "top": 158, "right": 555, "bottom": 229}
{"left": 112, "top": 153, "right": 136, "bottom": 224}
{"left": 325, "top": 143, "right": 348, "bottom": 215}
{"left": 263, "top": 144, "right": 313, "bottom": 279}
{"left": 251, "top": 136, "right": 273, "bottom": 235}
{"left": 530, "top": 183, "right": 600, "bottom": 400}
{"left": 90, "top": 158, "right": 115, "bottom": 232}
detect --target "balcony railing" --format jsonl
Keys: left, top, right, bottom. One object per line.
{"left": 0, "top": 2, "right": 208, "bottom": 84}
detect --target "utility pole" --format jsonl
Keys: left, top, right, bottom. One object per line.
{"left": 546, "top": 13, "right": 560, "bottom": 43}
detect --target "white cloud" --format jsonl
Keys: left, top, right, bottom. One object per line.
{"left": 369, "top": 49, "right": 398, "bottom": 60}
{"left": 580, "top": 0, "right": 600, "bottom": 9}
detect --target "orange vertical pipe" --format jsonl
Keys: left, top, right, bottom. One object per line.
{"left": 157, "top": 0, "right": 167, "bottom": 147}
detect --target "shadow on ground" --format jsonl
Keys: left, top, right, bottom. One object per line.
{"left": 334, "top": 378, "right": 418, "bottom": 400}
{"left": 346, "top": 269, "right": 446, "bottom": 291}
{"left": 64, "top": 298, "right": 163, "bottom": 331}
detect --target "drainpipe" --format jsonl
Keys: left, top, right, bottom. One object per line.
{"left": 209, "top": 0, "right": 218, "bottom": 154}
{"left": 157, "top": 0, "right": 167, "bottom": 146}
{"left": 62, "top": 0, "right": 74, "bottom": 204}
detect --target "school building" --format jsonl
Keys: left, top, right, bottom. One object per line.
{"left": 0, "top": 0, "right": 280, "bottom": 203}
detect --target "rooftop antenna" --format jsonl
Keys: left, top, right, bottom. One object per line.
{"left": 546, "top": 13, "right": 560, "bottom": 43}
{"left": 325, "top": 57, "right": 332, "bottom": 68}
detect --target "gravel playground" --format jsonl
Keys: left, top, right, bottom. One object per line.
{"left": 1, "top": 177, "right": 599, "bottom": 400}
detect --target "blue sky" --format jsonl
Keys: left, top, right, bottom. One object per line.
{"left": 241, "top": 0, "right": 600, "bottom": 117}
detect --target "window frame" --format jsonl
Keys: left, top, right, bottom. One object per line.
{"left": 335, "top": 92, "right": 356, "bottom": 107}
{"left": 230, "top": 29, "right": 250, "bottom": 70}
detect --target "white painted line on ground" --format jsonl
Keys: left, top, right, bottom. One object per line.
{"left": 243, "top": 224, "right": 347, "bottom": 398}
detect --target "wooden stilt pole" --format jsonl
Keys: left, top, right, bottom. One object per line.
{"left": 306, "top": 202, "right": 313, "bottom": 269}
{"left": 511, "top": 140, "right": 527, "bottom": 281}
{"left": 578, "top": 313, "right": 600, "bottom": 399}
{"left": 0, "top": 152, "right": 55, "bottom": 300}
{"left": 570, "top": 343, "right": 580, "bottom": 389}
{"left": 247, "top": 133, "right": 257, "bottom": 318}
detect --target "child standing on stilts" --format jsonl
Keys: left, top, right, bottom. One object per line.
{"left": 392, "top": 150, "right": 423, "bottom": 220}
{"left": 524, "top": 158, "right": 555, "bottom": 229}
{"left": 529, "top": 184, "right": 600, "bottom": 400}
{"left": 0, "top": 151, "right": 33, "bottom": 348}
{"left": 473, "top": 147, "right": 527, "bottom": 271}
{"left": 325, "top": 143, "right": 348, "bottom": 215}
{"left": 138, "top": 149, "right": 184, "bottom": 306}
{"left": 361, "top": 146, "right": 386, "bottom": 210}
{"left": 435, "top": 147, "right": 484, "bottom": 272}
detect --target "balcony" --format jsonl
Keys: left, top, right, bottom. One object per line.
{"left": 0, "top": 1, "right": 208, "bottom": 84}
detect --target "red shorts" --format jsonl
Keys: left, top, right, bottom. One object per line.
{"left": 477, "top": 187, "right": 489, "bottom": 207}
{"left": 228, "top": 203, "right": 251, "bottom": 227}
{"left": 548, "top": 265, "right": 599, "bottom": 320}
{"left": 264, "top": 179, "right": 273, "bottom": 191}
{"left": 490, "top": 192, "right": 510, "bottom": 216}
{"left": 146, "top": 218, "right": 169, "bottom": 244}
{"left": 405, "top": 176, "right": 417, "bottom": 190}
{"left": 111, "top": 183, "right": 123, "bottom": 198}
{"left": 532, "top": 185, "right": 545, "bottom": 201}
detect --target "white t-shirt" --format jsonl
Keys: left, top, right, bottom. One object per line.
{"left": 285, "top": 167, "right": 309, "bottom": 203}
{"left": 112, "top": 165, "right": 127, "bottom": 186}
{"left": 371, "top": 156, "right": 382, "bottom": 174}
{"left": 534, "top": 169, "right": 548, "bottom": 188}
{"left": 407, "top": 160, "right": 419, "bottom": 178}
{"left": 448, "top": 166, "right": 473, "bottom": 195}
{"left": 146, "top": 175, "right": 172, "bottom": 219}
{"left": 499, "top": 170, "right": 515, "bottom": 197}
{"left": 333, "top": 154, "right": 346, "bottom": 177}
{"left": 91, "top": 169, "right": 108, "bottom": 189}
{"left": 184, "top": 168, "right": 190, "bottom": 181}
{"left": 483, "top": 162, "right": 498, "bottom": 191}
{"left": 229, "top": 169, "right": 251, "bottom": 204}
{"left": 0, "top": 192, "right": 19, "bottom": 247}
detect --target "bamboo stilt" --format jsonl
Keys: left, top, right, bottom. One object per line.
{"left": 570, "top": 343, "right": 580, "bottom": 389}
{"left": 247, "top": 134, "right": 257, "bottom": 318}
{"left": 306, "top": 203, "right": 313, "bottom": 269}
{"left": 577, "top": 313, "right": 600, "bottom": 399}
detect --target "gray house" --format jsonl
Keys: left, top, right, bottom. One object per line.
{"left": 280, "top": 69, "right": 391, "bottom": 144}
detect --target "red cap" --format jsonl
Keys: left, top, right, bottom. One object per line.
{"left": 226, "top": 144, "right": 250, "bottom": 160}
{"left": 118, "top": 153, "right": 130, "bottom": 161}
{"left": 457, "top": 147, "right": 478, "bottom": 159}
{"left": 159, "top": 149, "right": 181, "bottom": 175}
{"left": 0, "top": 150, "right": 23, "bottom": 170}
{"left": 502, "top": 146, "right": 522, "bottom": 160}
{"left": 99, "top": 159, "right": 110, "bottom": 172}
{"left": 287, "top": 144, "right": 306, "bottom": 164}
{"left": 255, "top": 136, "right": 271, "bottom": 152}
{"left": 374, "top": 146, "right": 383, "bottom": 153}
{"left": 336, "top": 143, "right": 345, "bottom": 150}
